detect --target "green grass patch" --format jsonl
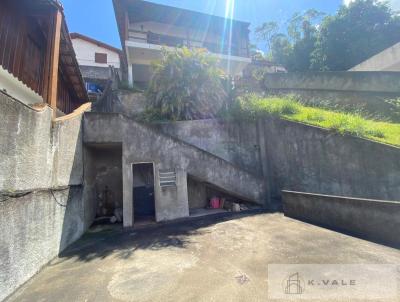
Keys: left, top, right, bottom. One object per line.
{"left": 225, "top": 95, "right": 400, "bottom": 147}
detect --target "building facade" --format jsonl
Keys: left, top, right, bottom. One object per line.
{"left": 0, "top": 0, "right": 87, "bottom": 116}
{"left": 71, "top": 33, "right": 122, "bottom": 94}
{"left": 113, "top": 0, "right": 252, "bottom": 87}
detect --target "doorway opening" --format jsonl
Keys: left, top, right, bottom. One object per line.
{"left": 84, "top": 144, "right": 123, "bottom": 227}
{"left": 132, "top": 163, "right": 155, "bottom": 224}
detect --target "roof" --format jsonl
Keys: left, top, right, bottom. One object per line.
{"left": 59, "top": 18, "right": 88, "bottom": 102}
{"left": 113, "top": 0, "right": 250, "bottom": 49}
{"left": 70, "top": 33, "right": 123, "bottom": 55}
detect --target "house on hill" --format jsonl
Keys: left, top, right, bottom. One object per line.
{"left": 113, "top": 0, "right": 252, "bottom": 88}
{"left": 71, "top": 33, "right": 122, "bottom": 95}
{"left": 0, "top": 0, "right": 87, "bottom": 117}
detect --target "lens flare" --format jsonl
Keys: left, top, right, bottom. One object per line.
{"left": 222, "top": 0, "right": 235, "bottom": 73}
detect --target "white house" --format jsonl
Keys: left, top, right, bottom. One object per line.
{"left": 71, "top": 33, "right": 122, "bottom": 86}
{"left": 113, "top": 0, "right": 252, "bottom": 87}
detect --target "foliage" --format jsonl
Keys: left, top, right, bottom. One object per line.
{"left": 256, "top": 0, "right": 400, "bottom": 71}
{"left": 145, "top": 47, "right": 227, "bottom": 121}
{"left": 223, "top": 94, "right": 400, "bottom": 146}
{"left": 256, "top": 10, "right": 324, "bottom": 71}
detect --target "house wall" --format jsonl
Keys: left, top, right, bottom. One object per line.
{"left": 264, "top": 71, "right": 400, "bottom": 121}
{"left": 129, "top": 21, "right": 248, "bottom": 57}
{"left": 0, "top": 91, "right": 91, "bottom": 302}
{"left": 72, "top": 38, "right": 121, "bottom": 69}
{"left": 0, "top": 1, "right": 50, "bottom": 100}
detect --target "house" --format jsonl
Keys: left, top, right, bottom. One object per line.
{"left": 0, "top": 0, "right": 87, "bottom": 117}
{"left": 113, "top": 0, "right": 252, "bottom": 87}
{"left": 350, "top": 42, "right": 400, "bottom": 71}
{"left": 71, "top": 33, "right": 122, "bottom": 94}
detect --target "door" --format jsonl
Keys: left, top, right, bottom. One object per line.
{"left": 132, "top": 163, "right": 155, "bottom": 220}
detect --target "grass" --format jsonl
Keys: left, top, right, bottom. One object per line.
{"left": 225, "top": 95, "right": 400, "bottom": 147}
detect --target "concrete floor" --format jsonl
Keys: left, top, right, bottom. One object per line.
{"left": 6, "top": 212, "right": 400, "bottom": 302}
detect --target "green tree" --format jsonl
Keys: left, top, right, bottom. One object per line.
{"left": 255, "top": 21, "right": 279, "bottom": 52}
{"left": 257, "top": 0, "right": 400, "bottom": 71}
{"left": 145, "top": 47, "right": 227, "bottom": 121}
{"left": 267, "top": 10, "right": 324, "bottom": 71}
{"left": 312, "top": 0, "right": 400, "bottom": 70}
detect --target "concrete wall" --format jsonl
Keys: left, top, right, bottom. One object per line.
{"left": 260, "top": 118, "right": 400, "bottom": 208}
{"left": 0, "top": 92, "right": 90, "bottom": 301}
{"left": 154, "top": 119, "right": 262, "bottom": 176}
{"left": 84, "top": 146, "right": 123, "bottom": 217}
{"left": 83, "top": 113, "right": 266, "bottom": 226}
{"left": 264, "top": 72, "right": 400, "bottom": 121}
{"left": 79, "top": 65, "right": 116, "bottom": 81}
{"left": 152, "top": 117, "right": 400, "bottom": 209}
{"left": 283, "top": 191, "right": 400, "bottom": 248}
{"left": 350, "top": 42, "right": 400, "bottom": 72}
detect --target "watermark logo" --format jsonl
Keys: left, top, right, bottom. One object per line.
{"left": 283, "top": 273, "right": 305, "bottom": 295}
{"left": 268, "top": 264, "right": 399, "bottom": 300}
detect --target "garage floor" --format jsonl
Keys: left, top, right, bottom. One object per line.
{"left": 6, "top": 212, "right": 400, "bottom": 302}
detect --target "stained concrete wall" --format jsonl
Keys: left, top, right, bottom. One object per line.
{"left": 0, "top": 92, "right": 90, "bottom": 301}
{"left": 264, "top": 72, "right": 400, "bottom": 121}
{"left": 260, "top": 118, "right": 400, "bottom": 208}
{"left": 154, "top": 119, "right": 262, "bottom": 175}
{"left": 84, "top": 146, "right": 123, "bottom": 217}
{"left": 83, "top": 113, "right": 266, "bottom": 226}
{"left": 282, "top": 191, "right": 400, "bottom": 248}
{"left": 151, "top": 117, "right": 400, "bottom": 209}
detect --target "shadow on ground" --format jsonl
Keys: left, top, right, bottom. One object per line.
{"left": 57, "top": 209, "right": 268, "bottom": 264}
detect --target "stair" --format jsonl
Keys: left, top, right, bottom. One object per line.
{"left": 84, "top": 112, "right": 266, "bottom": 204}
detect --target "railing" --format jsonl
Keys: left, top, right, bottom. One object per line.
{"left": 128, "top": 29, "right": 248, "bottom": 57}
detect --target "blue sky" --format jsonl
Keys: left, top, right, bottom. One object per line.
{"left": 61, "top": 0, "right": 351, "bottom": 50}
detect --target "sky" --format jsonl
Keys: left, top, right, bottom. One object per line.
{"left": 61, "top": 0, "right": 399, "bottom": 51}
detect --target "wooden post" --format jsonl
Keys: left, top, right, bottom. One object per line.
{"left": 48, "top": 9, "right": 62, "bottom": 118}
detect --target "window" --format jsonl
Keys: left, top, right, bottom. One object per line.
{"left": 95, "top": 52, "right": 107, "bottom": 64}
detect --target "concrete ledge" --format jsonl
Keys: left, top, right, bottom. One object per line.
{"left": 282, "top": 190, "right": 400, "bottom": 248}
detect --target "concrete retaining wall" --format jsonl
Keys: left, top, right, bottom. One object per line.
{"left": 264, "top": 72, "right": 400, "bottom": 121}
{"left": 154, "top": 117, "right": 400, "bottom": 209}
{"left": 260, "top": 117, "right": 400, "bottom": 208}
{"left": 282, "top": 191, "right": 400, "bottom": 248}
{"left": 0, "top": 92, "right": 90, "bottom": 301}
{"left": 154, "top": 119, "right": 262, "bottom": 175}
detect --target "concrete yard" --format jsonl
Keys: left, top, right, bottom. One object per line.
{"left": 6, "top": 212, "right": 400, "bottom": 302}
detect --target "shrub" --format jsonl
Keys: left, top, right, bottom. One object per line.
{"left": 145, "top": 47, "right": 227, "bottom": 121}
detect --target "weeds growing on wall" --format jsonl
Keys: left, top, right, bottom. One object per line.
{"left": 222, "top": 94, "right": 400, "bottom": 147}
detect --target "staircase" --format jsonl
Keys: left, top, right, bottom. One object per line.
{"left": 84, "top": 112, "right": 266, "bottom": 204}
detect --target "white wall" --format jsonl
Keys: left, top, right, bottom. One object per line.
{"left": 72, "top": 38, "right": 120, "bottom": 69}
{"left": 350, "top": 42, "right": 400, "bottom": 71}
{"left": 130, "top": 21, "right": 248, "bottom": 53}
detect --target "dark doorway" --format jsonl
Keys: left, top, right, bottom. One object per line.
{"left": 132, "top": 163, "right": 155, "bottom": 222}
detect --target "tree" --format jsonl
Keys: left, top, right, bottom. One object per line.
{"left": 265, "top": 10, "right": 324, "bottom": 71}
{"left": 145, "top": 47, "right": 227, "bottom": 121}
{"left": 257, "top": 0, "right": 400, "bottom": 71}
{"left": 312, "top": 0, "right": 400, "bottom": 70}
{"left": 255, "top": 21, "right": 279, "bottom": 52}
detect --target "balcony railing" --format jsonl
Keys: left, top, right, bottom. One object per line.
{"left": 128, "top": 29, "right": 249, "bottom": 58}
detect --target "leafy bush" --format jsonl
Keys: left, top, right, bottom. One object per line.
{"left": 145, "top": 47, "right": 227, "bottom": 121}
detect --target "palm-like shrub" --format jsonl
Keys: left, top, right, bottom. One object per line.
{"left": 145, "top": 47, "right": 227, "bottom": 121}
